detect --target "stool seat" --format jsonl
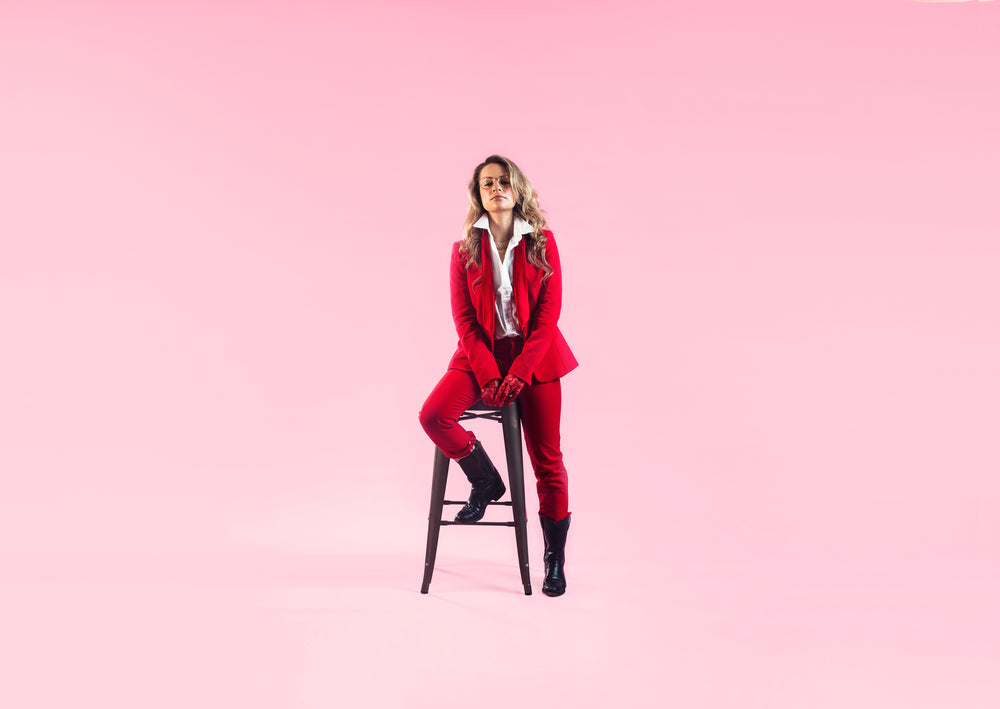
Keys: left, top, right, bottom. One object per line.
{"left": 420, "top": 400, "right": 532, "bottom": 595}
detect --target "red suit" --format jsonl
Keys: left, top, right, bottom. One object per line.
{"left": 419, "top": 229, "right": 577, "bottom": 521}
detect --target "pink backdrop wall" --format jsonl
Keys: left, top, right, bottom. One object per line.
{"left": 2, "top": 1, "right": 998, "bottom": 707}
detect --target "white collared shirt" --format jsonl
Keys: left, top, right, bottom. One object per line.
{"left": 473, "top": 214, "right": 533, "bottom": 339}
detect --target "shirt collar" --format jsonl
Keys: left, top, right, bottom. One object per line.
{"left": 473, "top": 214, "right": 533, "bottom": 239}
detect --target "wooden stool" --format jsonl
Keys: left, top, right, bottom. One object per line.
{"left": 420, "top": 400, "right": 531, "bottom": 595}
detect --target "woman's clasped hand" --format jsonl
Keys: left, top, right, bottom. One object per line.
{"left": 482, "top": 374, "right": 525, "bottom": 406}
{"left": 480, "top": 378, "right": 502, "bottom": 407}
{"left": 479, "top": 374, "right": 525, "bottom": 406}
{"left": 496, "top": 373, "right": 526, "bottom": 404}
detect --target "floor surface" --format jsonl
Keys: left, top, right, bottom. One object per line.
{"left": 3, "top": 536, "right": 997, "bottom": 709}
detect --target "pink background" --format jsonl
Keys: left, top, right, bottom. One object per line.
{"left": 2, "top": 1, "right": 998, "bottom": 706}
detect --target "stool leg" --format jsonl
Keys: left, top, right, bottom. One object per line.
{"left": 502, "top": 402, "right": 532, "bottom": 595}
{"left": 421, "top": 447, "right": 450, "bottom": 594}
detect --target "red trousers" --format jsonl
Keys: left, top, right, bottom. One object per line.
{"left": 419, "top": 338, "right": 570, "bottom": 521}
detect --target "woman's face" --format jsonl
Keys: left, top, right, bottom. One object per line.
{"left": 478, "top": 163, "right": 516, "bottom": 216}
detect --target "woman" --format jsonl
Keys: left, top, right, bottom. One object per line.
{"left": 419, "top": 155, "right": 578, "bottom": 597}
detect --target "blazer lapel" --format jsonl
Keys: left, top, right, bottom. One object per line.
{"left": 479, "top": 229, "right": 496, "bottom": 344}
{"left": 513, "top": 238, "right": 529, "bottom": 336}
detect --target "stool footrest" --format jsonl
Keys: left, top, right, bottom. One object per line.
{"left": 443, "top": 500, "right": 513, "bottom": 506}
{"left": 440, "top": 521, "right": 516, "bottom": 527}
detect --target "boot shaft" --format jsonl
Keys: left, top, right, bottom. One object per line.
{"left": 540, "top": 514, "right": 571, "bottom": 559}
{"left": 456, "top": 441, "right": 500, "bottom": 486}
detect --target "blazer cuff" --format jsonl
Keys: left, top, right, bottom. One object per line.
{"left": 508, "top": 359, "right": 534, "bottom": 385}
{"left": 474, "top": 362, "right": 502, "bottom": 388}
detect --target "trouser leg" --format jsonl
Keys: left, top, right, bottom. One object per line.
{"left": 418, "top": 369, "right": 481, "bottom": 459}
{"left": 518, "top": 378, "right": 570, "bottom": 521}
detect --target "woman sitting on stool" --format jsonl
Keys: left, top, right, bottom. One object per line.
{"left": 419, "top": 154, "right": 578, "bottom": 597}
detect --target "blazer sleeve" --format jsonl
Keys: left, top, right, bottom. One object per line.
{"left": 508, "top": 232, "right": 563, "bottom": 384}
{"left": 450, "top": 241, "right": 502, "bottom": 387}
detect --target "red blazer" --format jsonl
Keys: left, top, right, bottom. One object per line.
{"left": 448, "top": 229, "right": 578, "bottom": 386}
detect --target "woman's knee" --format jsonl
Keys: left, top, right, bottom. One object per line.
{"left": 417, "top": 404, "right": 439, "bottom": 433}
{"left": 418, "top": 400, "right": 458, "bottom": 434}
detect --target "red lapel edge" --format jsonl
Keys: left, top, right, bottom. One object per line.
{"left": 479, "top": 229, "right": 496, "bottom": 345}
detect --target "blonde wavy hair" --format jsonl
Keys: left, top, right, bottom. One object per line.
{"left": 460, "top": 155, "right": 553, "bottom": 280}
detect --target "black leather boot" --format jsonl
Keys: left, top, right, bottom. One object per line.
{"left": 454, "top": 441, "right": 506, "bottom": 523}
{"left": 540, "top": 514, "right": 571, "bottom": 596}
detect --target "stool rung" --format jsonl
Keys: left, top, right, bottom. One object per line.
{"left": 440, "top": 521, "right": 516, "bottom": 527}
{"left": 443, "top": 500, "right": 512, "bottom": 506}
{"left": 457, "top": 412, "right": 502, "bottom": 422}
